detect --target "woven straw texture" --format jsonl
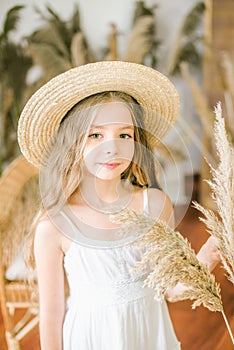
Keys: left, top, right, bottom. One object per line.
{"left": 0, "top": 156, "right": 38, "bottom": 223}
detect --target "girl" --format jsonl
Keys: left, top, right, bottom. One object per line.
{"left": 18, "top": 61, "right": 220, "bottom": 350}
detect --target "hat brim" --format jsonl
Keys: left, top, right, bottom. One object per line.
{"left": 17, "top": 61, "right": 179, "bottom": 167}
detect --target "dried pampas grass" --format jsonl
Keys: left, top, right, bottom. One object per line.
{"left": 193, "top": 103, "right": 234, "bottom": 284}
{"left": 110, "top": 208, "right": 223, "bottom": 312}
{"left": 71, "top": 32, "right": 94, "bottom": 67}
{"left": 219, "top": 52, "right": 234, "bottom": 140}
{"left": 103, "top": 23, "right": 119, "bottom": 61}
{"left": 71, "top": 32, "right": 87, "bottom": 66}
{"left": 124, "top": 16, "right": 155, "bottom": 64}
{"left": 180, "top": 62, "right": 215, "bottom": 137}
{"left": 110, "top": 207, "right": 234, "bottom": 344}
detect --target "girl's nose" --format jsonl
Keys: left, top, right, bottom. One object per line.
{"left": 104, "top": 139, "right": 118, "bottom": 155}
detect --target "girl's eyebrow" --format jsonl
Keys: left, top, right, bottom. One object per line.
{"left": 90, "top": 125, "right": 134, "bottom": 130}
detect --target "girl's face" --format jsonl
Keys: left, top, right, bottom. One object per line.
{"left": 82, "top": 102, "right": 135, "bottom": 181}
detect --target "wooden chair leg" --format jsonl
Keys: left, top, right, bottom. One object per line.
{"left": 5, "top": 332, "right": 21, "bottom": 350}
{"left": 4, "top": 309, "right": 39, "bottom": 349}
{"left": 14, "top": 309, "right": 32, "bottom": 334}
{"left": 15, "top": 314, "right": 39, "bottom": 341}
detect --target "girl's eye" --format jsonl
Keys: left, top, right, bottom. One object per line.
{"left": 89, "top": 133, "right": 102, "bottom": 139}
{"left": 120, "top": 134, "right": 133, "bottom": 139}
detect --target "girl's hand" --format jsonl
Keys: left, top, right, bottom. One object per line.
{"left": 196, "top": 236, "right": 221, "bottom": 272}
{"left": 165, "top": 282, "right": 190, "bottom": 302}
{"left": 166, "top": 236, "right": 221, "bottom": 303}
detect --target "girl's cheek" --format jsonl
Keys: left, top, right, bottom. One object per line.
{"left": 83, "top": 141, "right": 99, "bottom": 157}
{"left": 83, "top": 145, "right": 102, "bottom": 164}
{"left": 120, "top": 141, "right": 135, "bottom": 158}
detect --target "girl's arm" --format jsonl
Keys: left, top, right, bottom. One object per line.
{"left": 34, "top": 218, "right": 65, "bottom": 350}
{"left": 147, "top": 188, "right": 175, "bottom": 229}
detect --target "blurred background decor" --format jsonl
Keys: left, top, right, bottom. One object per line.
{"left": 0, "top": 6, "right": 33, "bottom": 174}
{"left": 0, "top": 1, "right": 234, "bottom": 349}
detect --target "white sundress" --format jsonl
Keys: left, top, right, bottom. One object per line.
{"left": 61, "top": 189, "right": 181, "bottom": 350}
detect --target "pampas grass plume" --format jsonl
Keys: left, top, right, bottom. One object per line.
{"left": 110, "top": 208, "right": 223, "bottom": 313}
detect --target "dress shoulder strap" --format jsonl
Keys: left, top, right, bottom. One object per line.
{"left": 60, "top": 209, "right": 80, "bottom": 235}
{"left": 143, "top": 188, "right": 149, "bottom": 214}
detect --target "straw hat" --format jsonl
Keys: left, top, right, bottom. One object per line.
{"left": 18, "top": 61, "right": 179, "bottom": 168}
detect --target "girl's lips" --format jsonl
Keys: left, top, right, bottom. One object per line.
{"left": 98, "top": 162, "right": 121, "bottom": 169}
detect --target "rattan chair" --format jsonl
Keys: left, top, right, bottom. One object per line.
{"left": 0, "top": 156, "right": 40, "bottom": 350}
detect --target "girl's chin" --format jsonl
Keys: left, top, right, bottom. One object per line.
{"left": 84, "top": 165, "right": 129, "bottom": 180}
{"left": 88, "top": 173, "right": 121, "bottom": 181}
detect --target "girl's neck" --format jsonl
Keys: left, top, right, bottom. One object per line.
{"left": 75, "top": 176, "right": 134, "bottom": 212}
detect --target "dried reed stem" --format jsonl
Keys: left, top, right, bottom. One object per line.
{"left": 221, "top": 310, "right": 234, "bottom": 345}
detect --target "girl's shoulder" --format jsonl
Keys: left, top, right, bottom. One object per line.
{"left": 35, "top": 213, "right": 72, "bottom": 255}
{"left": 34, "top": 213, "right": 63, "bottom": 250}
{"left": 146, "top": 187, "right": 172, "bottom": 204}
{"left": 133, "top": 186, "right": 171, "bottom": 207}
{"left": 144, "top": 187, "right": 174, "bottom": 227}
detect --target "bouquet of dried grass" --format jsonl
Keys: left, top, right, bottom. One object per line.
{"left": 110, "top": 201, "right": 234, "bottom": 344}
{"left": 110, "top": 208, "right": 222, "bottom": 311}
